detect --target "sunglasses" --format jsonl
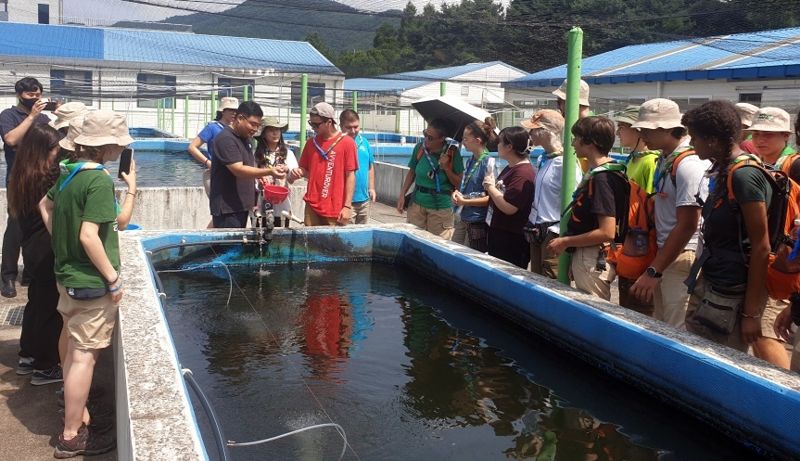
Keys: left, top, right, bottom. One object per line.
{"left": 308, "top": 119, "right": 329, "bottom": 129}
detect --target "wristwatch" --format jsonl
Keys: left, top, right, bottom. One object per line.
{"left": 645, "top": 266, "right": 663, "bottom": 279}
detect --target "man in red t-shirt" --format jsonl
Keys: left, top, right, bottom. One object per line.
{"left": 290, "top": 102, "right": 358, "bottom": 225}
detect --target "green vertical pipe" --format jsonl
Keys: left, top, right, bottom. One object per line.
{"left": 299, "top": 73, "right": 308, "bottom": 154}
{"left": 183, "top": 95, "right": 189, "bottom": 138}
{"left": 440, "top": 82, "right": 446, "bottom": 96}
{"left": 156, "top": 98, "right": 162, "bottom": 131}
{"left": 171, "top": 97, "right": 176, "bottom": 135}
{"left": 211, "top": 91, "right": 217, "bottom": 120}
{"left": 557, "top": 27, "right": 584, "bottom": 285}
{"left": 243, "top": 84, "right": 249, "bottom": 102}
{"left": 352, "top": 91, "right": 358, "bottom": 111}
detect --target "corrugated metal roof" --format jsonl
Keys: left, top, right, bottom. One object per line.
{"left": 343, "top": 78, "right": 428, "bottom": 94}
{"left": 0, "top": 22, "right": 342, "bottom": 75}
{"left": 385, "top": 61, "right": 526, "bottom": 81}
{"left": 505, "top": 26, "right": 800, "bottom": 88}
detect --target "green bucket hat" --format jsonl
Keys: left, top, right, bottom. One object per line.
{"left": 614, "top": 105, "right": 641, "bottom": 126}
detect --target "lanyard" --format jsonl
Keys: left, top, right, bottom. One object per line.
{"left": 58, "top": 162, "right": 107, "bottom": 192}
{"left": 423, "top": 147, "right": 443, "bottom": 193}
{"left": 537, "top": 151, "right": 560, "bottom": 169}
{"left": 312, "top": 134, "right": 344, "bottom": 161}
{"left": 460, "top": 151, "right": 488, "bottom": 192}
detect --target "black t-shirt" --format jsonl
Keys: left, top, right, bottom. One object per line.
{"left": 566, "top": 170, "right": 627, "bottom": 238}
{"left": 488, "top": 162, "right": 535, "bottom": 234}
{"left": 210, "top": 126, "right": 255, "bottom": 216}
{"left": 701, "top": 166, "right": 771, "bottom": 287}
{"left": 0, "top": 106, "right": 51, "bottom": 183}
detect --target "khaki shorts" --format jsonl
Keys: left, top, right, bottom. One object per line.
{"left": 407, "top": 203, "right": 454, "bottom": 239}
{"left": 304, "top": 205, "right": 339, "bottom": 226}
{"left": 56, "top": 284, "right": 118, "bottom": 350}
{"left": 761, "top": 298, "right": 787, "bottom": 342}
{"left": 202, "top": 169, "right": 211, "bottom": 197}
{"left": 350, "top": 201, "right": 370, "bottom": 225}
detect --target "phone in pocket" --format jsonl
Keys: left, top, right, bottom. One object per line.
{"left": 118, "top": 148, "right": 133, "bottom": 179}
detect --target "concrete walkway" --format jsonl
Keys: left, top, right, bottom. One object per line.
{"left": 0, "top": 285, "right": 116, "bottom": 461}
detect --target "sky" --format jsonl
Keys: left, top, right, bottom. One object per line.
{"left": 63, "top": 0, "right": 510, "bottom": 25}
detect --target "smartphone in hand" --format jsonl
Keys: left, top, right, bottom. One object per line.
{"left": 43, "top": 101, "right": 58, "bottom": 111}
{"left": 118, "top": 148, "right": 133, "bottom": 179}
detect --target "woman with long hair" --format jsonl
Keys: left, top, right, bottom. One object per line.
{"left": 682, "top": 100, "right": 770, "bottom": 353}
{"left": 254, "top": 116, "right": 298, "bottom": 227}
{"left": 483, "top": 126, "right": 535, "bottom": 268}
{"left": 451, "top": 121, "right": 495, "bottom": 251}
{"left": 8, "top": 124, "right": 64, "bottom": 385}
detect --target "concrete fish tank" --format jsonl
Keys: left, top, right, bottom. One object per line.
{"left": 114, "top": 225, "right": 800, "bottom": 460}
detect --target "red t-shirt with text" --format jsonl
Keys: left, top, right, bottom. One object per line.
{"left": 299, "top": 133, "right": 358, "bottom": 217}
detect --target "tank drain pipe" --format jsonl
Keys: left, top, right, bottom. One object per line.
{"left": 281, "top": 210, "right": 305, "bottom": 225}
{"left": 182, "top": 368, "right": 231, "bottom": 461}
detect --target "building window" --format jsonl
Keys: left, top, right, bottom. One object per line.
{"left": 217, "top": 78, "right": 255, "bottom": 101}
{"left": 739, "top": 93, "right": 762, "bottom": 105}
{"left": 38, "top": 3, "right": 49, "bottom": 24}
{"left": 137, "top": 73, "right": 176, "bottom": 108}
{"left": 50, "top": 70, "right": 92, "bottom": 104}
{"left": 291, "top": 81, "right": 325, "bottom": 114}
{"left": 461, "top": 86, "right": 469, "bottom": 97}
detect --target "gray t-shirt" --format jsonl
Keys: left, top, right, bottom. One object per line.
{"left": 654, "top": 151, "right": 710, "bottom": 250}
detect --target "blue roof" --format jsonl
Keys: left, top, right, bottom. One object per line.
{"left": 343, "top": 78, "right": 428, "bottom": 94}
{"left": 504, "top": 27, "right": 800, "bottom": 88}
{"left": 0, "top": 22, "right": 342, "bottom": 75}
{"left": 384, "top": 61, "right": 527, "bottom": 81}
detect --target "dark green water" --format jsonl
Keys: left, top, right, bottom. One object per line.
{"left": 160, "top": 262, "right": 757, "bottom": 461}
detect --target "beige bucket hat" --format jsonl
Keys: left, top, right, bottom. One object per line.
{"left": 631, "top": 98, "right": 683, "bottom": 130}
{"left": 219, "top": 97, "right": 239, "bottom": 111}
{"left": 520, "top": 109, "right": 564, "bottom": 134}
{"left": 734, "top": 103, "right": 759, "bottom": 128}
{"left": 50, "top": 102, "right": 89, "bottom": 130}
{"left": 58, "top": 116, "right": 85, "bottom": 151}
{"left": 613, "top": 105, "right": 641, "bottom": 126}
{"left": 259, "top": 116, "right": 288, "bottom": 134}
{"left": 310, "top": 102, "right": 336, "bottom": 122}
{"left": 74, "top": 110, "right": 134, "bottom": 147}
{"left": 552, "top": 79, "right": 590, "bottom": 107}
{"left": 747, "top": 107, "right": 792, "bottom": 133}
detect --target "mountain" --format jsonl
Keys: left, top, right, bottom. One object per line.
{"left": 159, "top": 0, "right": 401, "bottom": 51}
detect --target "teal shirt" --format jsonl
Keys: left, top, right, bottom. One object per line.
{"left": 408, "top": 142, "right": 464, "bottom": 210}
{"left": 353, "top": 134, "right": 374, "bottom": 203}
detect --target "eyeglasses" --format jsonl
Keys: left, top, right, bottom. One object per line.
{"left": 423, "top": 131, "right": 441, "bottom": 142}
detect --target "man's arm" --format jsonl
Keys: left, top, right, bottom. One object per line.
{"left": 368, "top": 164, "right": 376, "bottom": 202}
{"left": 3, "top": 100, "right": 46, "bottom": 147}
{"left": 226, "top": 162, "right": 285, "bottom": 180}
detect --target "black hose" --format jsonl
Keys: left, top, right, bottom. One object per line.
{"left": 182, "top": 368, "right": 231, "bottom": 461}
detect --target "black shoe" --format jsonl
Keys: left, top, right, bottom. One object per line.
{"left": 1, "top": 279, "right": 16, "bottom": 298}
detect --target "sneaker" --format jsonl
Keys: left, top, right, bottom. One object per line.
{"left": 54, "top": 424, "right": 115, "bottom": 459}
{"left": 1, "top": 279, "right": 16, "bottom": 298}
{"left": 15, "top": 357, "right": 34, "bottom": 375}
{"left": 30, "top": 365, "right": 63, "bottom": 386}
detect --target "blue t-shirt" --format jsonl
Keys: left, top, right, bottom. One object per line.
{"left": 459, "top": 151, "right": 494, "bottom": 223}
{"left": 352, "top": 134, "right": 374, "bottom": 203}
{"left": 198, "top": 121, "right": 225, "bottom": 159}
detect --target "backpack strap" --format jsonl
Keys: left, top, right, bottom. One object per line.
{"left": 777, "top": 152, "right": 800, "bottom": 177}
{"left": 669, "top": 147, "right": 696, "bottom": 186}
{"left": 724, "top": 154, "right": 768, "bottom": 203}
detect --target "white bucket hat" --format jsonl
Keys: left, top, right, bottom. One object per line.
{"left": 552, "top": 79, "right": 590, "bottom": 107}
{"left": 219, "top": 97, "right": 239, "bottom": 111}
{"left": 631, "top": 98, "right": 683, "bottom": 130}
{"left": 50, "top": 102, "right": 89, "bottom": 130}
{"left": 58, "top": 115, "right": 85, "bottom": 151}
{"left": 747, "top": 107, "right": 792, "bottom": 133}
{"left": 734, "top": 103, "right": 759, "bottom": 128}
{"left": 74, "top": 110, "right": 134, "bottom": 147}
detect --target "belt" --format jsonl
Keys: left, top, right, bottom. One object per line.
{"left": 415, "top": 185, "right": 452, "bottom": 195}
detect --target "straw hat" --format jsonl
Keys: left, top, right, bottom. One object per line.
{"left": 747, "top": 107, "right": 792, "bottom": 133}
{"left": 259, "top": 116, "right": 288, "bottom": 134}
{"left": 552, "top": 79, "right": 590, "bottom": 107}
{"left": 613, "top": 105, "right": 641, "bottom": 126}
{"left": 74, "top": 110, "right": 134, "bottom": 147}
{"left": 58, "top": 116, "right": 85, "bottom": 151}
{"left": 734, "top": 103, "right": 759, "bottom": 128}
{"left": 219, "top": 97, "right": 239, "bottom": 111}
{"left": 50, "top": 102, "right": 89, "bottom": 130}
{"left": 631, "top": 98, "right": 683, "bottom": 130}
{"left": 520, "top": 109, "right": 564, "bottom": 134}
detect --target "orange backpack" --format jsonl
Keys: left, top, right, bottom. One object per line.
{"left": 723, "top": 154, "right": 800, "bottom": 300}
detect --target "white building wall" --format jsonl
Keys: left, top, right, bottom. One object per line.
{"left": 5, "top": 0, "right": 61, "bottom": 24}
